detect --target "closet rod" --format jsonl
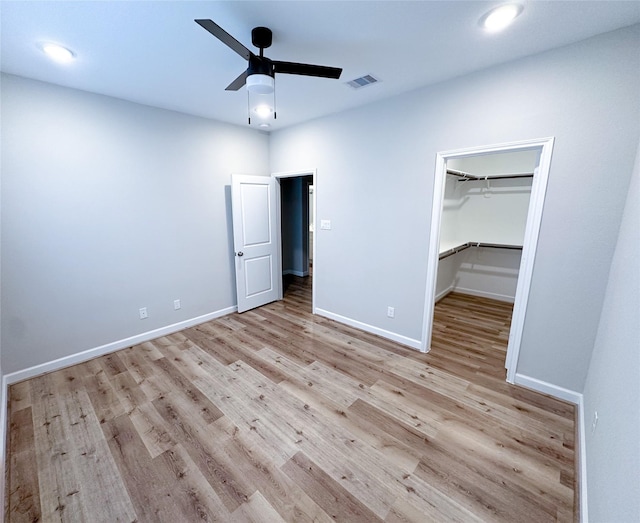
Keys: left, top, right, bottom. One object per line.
{"left": 446, "top": 169, "right": 534, "bottom": 181}
{"left": 438, "top": 242, "right": 523, "bottom": 260}
{"left": 472, "top": 242, "right": 523, "bottom": 250}
{"left": 439, "top": 243, "right": 470, "bottom": 260}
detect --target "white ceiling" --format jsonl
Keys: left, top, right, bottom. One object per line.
{"left": 2, "top": 1, "right": 639, "bottom": 131}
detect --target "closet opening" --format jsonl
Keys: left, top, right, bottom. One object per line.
{"left": 422, "top": 138, "right": 554, "bottom": 383}
{"left": 274, "top": 170, "right": 316, "bottom": 313}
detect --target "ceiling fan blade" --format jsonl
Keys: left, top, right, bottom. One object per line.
{"left": 273, "top": 61, "right": 342, "bottom": 79}
{"left": 195, "top": 19, "right": 252, "bottom": 61}
{"left": 226, "top": 70, "right": 248, "bottom": 91}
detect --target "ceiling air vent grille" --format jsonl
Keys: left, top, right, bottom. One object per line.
{"left": 346, "top": 74, "right": 380, "bottom": 89}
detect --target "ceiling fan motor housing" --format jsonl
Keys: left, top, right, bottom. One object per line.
{"left": 248, "top": 55, "right": 274, "bottom": 77}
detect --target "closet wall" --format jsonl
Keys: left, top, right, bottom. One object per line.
{"left": 436, "top": 150, "right": 539, "bottom": 302}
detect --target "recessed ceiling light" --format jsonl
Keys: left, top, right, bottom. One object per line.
{"left": 258, "top": 123, "right": 271, "bottom": 129}
{"left": 480, "top": 4, "right": 523, "bottom": 32}
{"left": 40, "top": 42, "right": 75, "bottom": 63}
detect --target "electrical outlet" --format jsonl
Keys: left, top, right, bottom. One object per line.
{"left": 591, "top": 411, "right": 598, "bottom": 433}
{"left": 174, "top": 299, "right": 181, "bottom": 310}
{"left": 387, "top": 306, "right": 395, "bottom": 318}
{"left": 139, "top": 307, "right": 148, "bottom": 320}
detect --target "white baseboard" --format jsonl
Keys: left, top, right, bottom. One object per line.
{"left": 3, "top": 305, "right": 237, "bottom": 386}
{"left": 577, "top": 395, "right": 589, "bottom": 523}
{"left": 513, "top": 373, "right": 582, "bottom": 404}
{"left": 453, "top": 286, "right": 515, "bottom": 303}
{"left": 0, "top": 375, "right": 7, "bottom": 515}
{"left": 514, "top": 373, "right": 588, "bottom": 522}
{"left": 435, "top": 286, "right": 454, "bottom": 302}
{"left": 315, "top": 308, "right": 422, "bottom": 350}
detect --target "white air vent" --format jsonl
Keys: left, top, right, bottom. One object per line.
{"left": 345, "top": 74, "right": 380, "bottom": 89}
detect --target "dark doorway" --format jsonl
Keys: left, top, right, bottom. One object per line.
{"left": 280, "top": 175, "right": 313, "bottom": 297}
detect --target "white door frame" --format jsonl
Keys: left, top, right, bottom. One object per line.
{"left": 421, "top": 137, "right": 554, "bottom": 383}
{"left": 272, "top": 168, "right": 317, "bottom": 313}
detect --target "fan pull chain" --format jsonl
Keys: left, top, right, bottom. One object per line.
{"left": 247, "top": 90, "right": 251, "bottom": 125}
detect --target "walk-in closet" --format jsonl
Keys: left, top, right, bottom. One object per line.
{"left": 433, "top": 149, "right": 540, "bottom": 369}
{"left": 436, "top": 150, "right": 539, "bottom": 303}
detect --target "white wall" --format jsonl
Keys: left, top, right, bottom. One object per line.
{"left": 437, "top": 173, "right": 531, "bottom": 303}
{"left": 0, "top": 74, "right": 270, "bottom": 374}
{"left": 440, "top": 149, "right": 537, "bottom": 248}
{"left": 440, "top": 180, "right": 533, "bottom": 249}
{"left": 436, "top": 247, "right": 522, "bottom": 303}
{"left": 270, "top": 25, "right": 640, "bottom": 392}
{"left": 455, "top": 178, "right": 532, "bottom": 245}
{"left": 582, "top": 139, "right": 640, "bottom": 522}
{"left": 454, "top": 247, "right": 522, "bottom": 303}
{"left": 435, "top": 252, "right": 460, "bottom": 301}
{"left": 439, "top": 175, "right": 463, "bottom": 250}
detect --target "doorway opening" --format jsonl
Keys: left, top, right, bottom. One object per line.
{"left": 422, "top": 138, "right": 554, "bottom": 383}
{"left": 274, "top": 170, "right": 316, "bottom": 313}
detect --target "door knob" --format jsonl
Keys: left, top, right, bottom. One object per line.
{"left": 237, "top": 251, "right": 244, "bottom": 257}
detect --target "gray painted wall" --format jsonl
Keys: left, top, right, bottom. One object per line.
{"left": 582, "top": 139, "right": 640, "bottom": 522}
{"left": 269, "top": 25, "right": 640, "bottom": 392}
{"left": 1, "top": 74, "right": 270, "bottom": 373}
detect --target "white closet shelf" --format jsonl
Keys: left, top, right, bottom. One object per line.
{"left": 439, "top": 242, "right": 523, "bottom": 260}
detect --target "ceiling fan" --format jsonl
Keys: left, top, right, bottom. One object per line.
{"left": 195, "top": 19, "right": 343, "bottom": 94}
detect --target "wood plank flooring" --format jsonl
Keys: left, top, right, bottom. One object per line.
{"left": 5, "top": 281, "right": 577, "bottom": 522}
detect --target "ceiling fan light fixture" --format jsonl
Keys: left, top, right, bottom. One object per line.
{"left": 247, "top": 74, "right": 274, "bottom": 94}
{"left": 254, "top": 104, "right": 273, "bottom": 118}
{"left": 480, "top": 4, "right": 523, "bottom": 32}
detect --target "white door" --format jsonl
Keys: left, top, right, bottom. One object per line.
{"left": 231, "top": 174, "right": 279, "bottom": 313}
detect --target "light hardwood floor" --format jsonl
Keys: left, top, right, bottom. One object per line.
{"left": 5, "top": 278, "right": 577, "bottom": 522}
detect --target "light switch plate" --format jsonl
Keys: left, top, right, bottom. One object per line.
{"left": 320, "top": 220, "right": 331, "bottom": 230}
